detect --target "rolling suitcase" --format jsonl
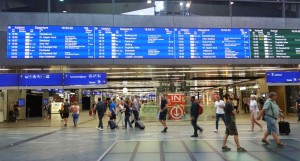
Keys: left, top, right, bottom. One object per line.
{"left": 278, "top": 118, "right": 290, "bottom": 135}
{"left": 108, "top": 120, "right": 116, "bottom": 129}
{"left": 135, "top": 120, "right": 145, "bottom": 130}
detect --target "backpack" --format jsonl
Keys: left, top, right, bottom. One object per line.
{"left": 198, "top": 104, "right": 203, "bottom": 115}
{"left": 63, "top": 103, "right": 70, "bottom": 113}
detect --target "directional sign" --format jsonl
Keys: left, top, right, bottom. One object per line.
{"left": 167, "top": 93, "right": 186, "bottom": 120}
{"left": 19, "top": 73, "right": 63, "bottom": 86}
{"left": 64, "top": 73, "right": 107, "bottom": 86}
{"left": 266, "top": 71, "right": 300, "bottom": 84}
{"left": 0, "top": 74, "right": 18, "bottom": 86}
{"left": 169, "top": 106, "right": 184, "bottom": 120}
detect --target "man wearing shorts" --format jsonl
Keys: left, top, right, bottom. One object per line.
{"left": 110, "top": 98, "right": 117, "bottom": 124}
{"left": 159, "top": 95, "right": 168, "bottom": 133}
{"left": 222, "top": 93, "right": 246, "bottom": 152}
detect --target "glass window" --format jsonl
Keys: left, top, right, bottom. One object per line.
{"left": 51, "top": 0, "right": 113, "bottom": 14}
{"left": 189, "top": 0, "right": 229, "bottom": 16}
{"left": 114, "top": 0, "right": 155, "bottom": 15}
{"left": 232, "top": 1, "right": 283, "bottom": 17}
{"left": 285, "top": 2, "right": 300, "bottom": 18}
{"left": 2, "top": 0, "right": 48, "bottom": 12}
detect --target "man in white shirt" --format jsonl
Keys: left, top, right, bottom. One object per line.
{"left": 214, "top": 95, "right": 226, "bottom": 132}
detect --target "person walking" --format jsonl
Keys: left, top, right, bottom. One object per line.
{"left": 70, "top": 102, "right": 80, "bottom": 127}
{"left": 116, "top": 101, "right": 125, "bottom": 127}
{"left": 131, "top": 95, "right": 139, "bottom": 127}
{"left": 249, "top": 95, "right": 262, "bottom": 132}
{"left": 257, "top": 92, "right": 285, "bottom": 146}
{"left": 110, "top": 98, "right": 117, "bottom": 125}
{"left": 123, "top": 100, "right": 133, "bottom": 129}
{"left": 46, "top": 101, "right": 52, "bottom": 120}
{"left": 190, "top": 96, "right": 203, "bottom": 137}
{"left": 159, "top": 95, "right": 168, "bottom": 133}
{"left": 62, "top": 99, "right": 70, "bottom": 127}
{"left": 95, "top": 98, "right": 106, "bottom": 131}
{"left": 222, "top": 93, "right": 246, "bottom": 152}
{"left": 295, "top": 94, "right": 300, "bottom": 121}
{"left": 214, "top": 95, "right": 226, "bottom": 132}
{"left": 13, "top": 102, "right": 19, "bottom": 122}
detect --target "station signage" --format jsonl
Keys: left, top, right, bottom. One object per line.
{"left": 19, "top": 73, "right": 63, "bottom": 86}
{"left": 0, "top": 74, "right": 19, "bottom": 86}
{"left": 266, "top": 71, "right": 300, "bottom": 84}
{"left": 64, "top": 73, "right": 107, "bottom": 86}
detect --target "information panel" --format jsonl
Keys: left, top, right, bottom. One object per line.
{"left": 266, "top": 71, "right": 300, "bottom": 84}
{"left": 250, "top": 29, "right": 300, "bottom": 58}
{"left": 64, "top": 73, "right": 107, "bottom": 86}
{"left": 175, "top": 28, "right": 250, "bottom": 58}
{"left": 0, "top": 74, "right": 19, "bottom": 86}
{"left": 7, "top": 26, "right": 95, "bottom": 58}
{"left": 19, "top": 73, "right": 63, "bottom": 86}
{"left": 7, "top": 26, "right": 300, "bottom": 59}
{"left": 95, "top": 27, "right": 175, "bottom": 58}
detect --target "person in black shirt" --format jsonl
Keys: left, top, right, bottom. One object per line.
{"left": 296, "top": 94, "right": 300, "bottom": 121}
{"left": 159, "top": 95, "right": 168, "bottom": 133}
{"left": 222, "top": 93, "right": 246, "bottom": 152}
{"left": 190, "top": 96, "right": 203, "bottom": 137}
{"left": 62, "top": 99, "right": 70, "bottom": 127}
{"left": 13, "top": 102, "right": 19, "bottom": 122}
{"left": 95, "top": 98, "right": 106, "bottom": 130}
{"left": 123, "top": 100, "right": 133, "bottom": 129}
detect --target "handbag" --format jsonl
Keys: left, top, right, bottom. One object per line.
{"left": 106, "top": 110, "right": 112, "bottom": 117}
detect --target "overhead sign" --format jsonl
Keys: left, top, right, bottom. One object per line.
{"left": 64, "top": 73, "right": 106, "bottom": 86}
{"left": 266, "top": 71, "right": 300, "bottom": 84}
{"left": 19, "top": 73, "right": 63, "bottom": 86}
{"left": 0, "top": 74, "right": 18, "bottom": 86}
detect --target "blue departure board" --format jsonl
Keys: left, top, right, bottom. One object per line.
{"left": 7, "top": 25, "right": 253, "bottom": 59}
{"left": 19, "top": 73, "right": 63, "bottom": 86}
{"left": 266, "top": 71, "right": 300, "bottom": 84}
{"left": 64, "top": 73, "right": 107, "bottom": 86}
{"left": 0, "top": 74, "right": 19, "bottom": 86}
{"left": 175, "top": 28, "right": 251, "bottom": 58}
{"left": 7, "top": 26, "right": 95, "bottom": 58}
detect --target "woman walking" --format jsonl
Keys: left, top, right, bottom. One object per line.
{"left": 249, "top": 95, "right": 262, "bottom": 131}
{"left": 71, "top": 102, "right": 80, "bottom": 127}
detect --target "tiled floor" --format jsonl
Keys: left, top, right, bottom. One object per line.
{"left": 0, "top": 112, "right": 299, "bottom": 161}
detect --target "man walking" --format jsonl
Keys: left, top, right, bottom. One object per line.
{"left": 159, "top": 95, "right": 168, "bottom": 133}
{"left": 131, "top": 95, "right": 139, "bottom": 127}
{"left": 222, "top": 93, "right": 246, "bottom": 152}
{"left": 95, "top": 98, "right": 106, "bottom": 131}
{"left": 190, "top": 96, "right": 203, "bottom": 137}
{"left": 214, "top": 95, "right": 226, "bottom": 132}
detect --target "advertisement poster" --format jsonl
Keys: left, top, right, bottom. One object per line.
{"left": 167, "top": 93, "right": 186, "bottom": 120}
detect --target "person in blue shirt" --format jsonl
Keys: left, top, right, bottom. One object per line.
{"left": 110, "top": 98, "right": 117, "bottom": 124}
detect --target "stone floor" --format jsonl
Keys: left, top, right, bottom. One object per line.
{"left": 0, "top": 112, "right": 299, "bottom": 161}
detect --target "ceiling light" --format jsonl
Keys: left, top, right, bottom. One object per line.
{"left": 60, "top": 0, "right": 64, "bottom": 1}
{"left": 230, "top": 1, "right": 234, "bottom": 5}
{"left": 147, "top": 0, "right": 151, "bottom": 4}
{"left": 186, "top": 3, "right": 191, "bottom": 8}
{"left": 180, "top": 2, "right": 183, "bottom": 6}
{"left": 63, "top": 11, "right": 67, "bottom": 13}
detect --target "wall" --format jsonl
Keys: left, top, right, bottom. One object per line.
{"left": 256, "top": 78, "right": 268, "bottom": 97}
{"left": 7, "top": 89, "right": 26, "bottom": 120}
{"left": 0, "top": 13, "right": 300, "bottom": 66}
{"left": 268, "top": 86, "right": 286, "bottom": 114}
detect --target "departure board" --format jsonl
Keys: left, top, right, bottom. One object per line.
{"left": 95, "top": 27, "right": 175, "bottom": 58}
{"left": 175, "top": 28, "right": 250, "bottom": 58}
{"left": 7, "top": 25, "right": 300, "bottom": 59}
{"left": 250, "top": 29, "right": 300, "bottom": 59}
{"left": 7, "top": 26, "right": 95, "bottom": 58}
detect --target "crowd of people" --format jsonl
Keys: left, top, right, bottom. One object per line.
{"left": 39, "top": 91, "right": 294, "bottom": 152}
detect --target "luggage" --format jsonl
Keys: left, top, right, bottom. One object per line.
{"left": 198, "top": 104, "right": 203, "bottom": 115}
{"left": 108, "top": 120, "right": 116, "bottom": 129}
{"left": 89, "top": 109, "right": 93, "bottom": 116}
{"left": 278, "top": 118, "right": 290, "bottom": 135}
{"left": 135, "top": 120, "right": 145, "bottom": 130}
